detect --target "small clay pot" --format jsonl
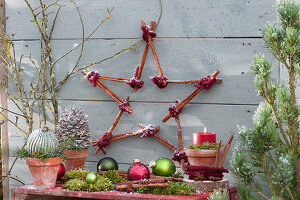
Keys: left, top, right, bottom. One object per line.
{"left": 63, "top": 149, "right": 89, "bottom": 171}
{"left": 185, "top": 149, "right": 217, "bottom": 167}
{"left": 26, "top": 157, "right": 62, "bottom": 188}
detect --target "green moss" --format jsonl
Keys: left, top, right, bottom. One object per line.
{"left": 170, "top": 171, "right": 184, "bottom": 179}
{"left": 187, "top": 142, "right": 218, "bottom": 150}
{"left": 101, "top": 170, "right": 127, "bottom": 184}
{"left": 135, "top": 181, "right": 195, "bottom": 195}
{"left": 61, "top": 168, "right": 89, "bottom": 183}
{"left": 62, "top": 176, "right": 113, "bottom": 192}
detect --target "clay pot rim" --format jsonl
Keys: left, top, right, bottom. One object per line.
{"left": 186, "top": 149, "right": 217, "bottom": 153}
{"left": 63, "top": 148, "right": 89, "bottom": 159}
{"left": 26, "top": 157, "right": 62, "bottom": 166}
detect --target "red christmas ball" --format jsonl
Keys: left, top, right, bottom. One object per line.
{"left": 127, "top": 159, "right": 150, "bottom": 181}
{"left": 56, "top": 163, "right": 65, "bottom": 181}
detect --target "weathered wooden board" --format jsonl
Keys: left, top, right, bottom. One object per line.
{"left": 6, "top": 0, "right": 276, "bottom": 40}
{"left": 5, "top": 0, "right": 279, "bottom": 194}
{"left": 8, "top": 38, "right": 277, "bottom": 104}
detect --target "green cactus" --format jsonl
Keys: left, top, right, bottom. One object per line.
{"left": 27, "top": 126, "right": 59, "bottom": 154}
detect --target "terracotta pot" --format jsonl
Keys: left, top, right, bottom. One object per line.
{"left": 26, "top": 157, "right": 62, "bottom": 188}
{"left": 186, "top": 149, "right": 217, "bottom": 167}
{"left": 63, "top": 149, "right": 89, "bottom": 171}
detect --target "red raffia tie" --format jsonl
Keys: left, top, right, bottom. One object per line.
{"left": 141, "top": 25, "right": 156, "bottom": 42}
{"left": 119, "top": 99, "right": 132, "bottom": 114}
{"left": 194, "top": 75, "right": 216, "bottom": 90}
{"left": 126, "top": 66, "right": 144, "bottom": 89}
{"left": 185, "top": 164, "right": 229, "bottom": 181}
{"left": 172, "top": 150, "right": 188, "bottom": 163}
{"left": 141, "top": 124, "right": 157, "bottom": 137}
{"left": 96, "top": 132, "right": 112, "bottom": 155}
{"left": 150, "top": 75, "right": 168, "bottom": 88}
{"left": 169, "top": 100, "right": 182, "bottom": 117}
{"left": 86, "top": 71, "right": 100, "bottom": 87}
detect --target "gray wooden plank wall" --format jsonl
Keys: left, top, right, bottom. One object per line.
{"left": 6, "top": 0, "right": 278, "bottom": 189}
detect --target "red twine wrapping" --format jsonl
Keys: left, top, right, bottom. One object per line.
{"left": 126, "top": 66, "right": 144, "bottom": 89}
{"left": 96, "top": 132, "right": 112, "bottom": 155}
{"left": 169, "top": 100, "right": 182, "bottom": 117}
{"left": 141, "top": 25, "right": 156, "bottom": 42}
{"left": 141, "top": 124, "right": 157, "bottom": 137}
{"left": 150, "top": 75, "right": 168, "bottom": 88}
{"left": 172, "top": 150, "right": 188, "bottom": 163}
{"left": 185, "top": 164, "right": 229, "bottom": 181}
{"left": 194, "top": 75, "right": 216, "bottom": 90}
{"left": 86, "top": 71, "right": 100, "bottom": 87}
{"left": 119, "top": 99, "right": 132, "bottom": 114}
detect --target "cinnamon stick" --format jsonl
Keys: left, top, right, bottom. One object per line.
{"left": 98, "top": 75, "right": 129, "bottom": 81}
{"left": 115, "top": 179, "right": 167, "bottom": 189}
{"left": 217, "top": 134, "right": 234, "bottom": 168}
{"left": 137, "top": 124, "right": 177, "bottom": 152}
{"left": 162, "top": 70, "right": 220, "bottom": 122}
{"left": 108, "top": 97, "right": 130, "bottom": 134}
{"left": 175, "top": 115, "right": 185, "bottom": 171}
{"left": 134, "top": 20, "right": 156, "bottom": 92}
{"left": 151, "top": 175, "right": 184, "bottom": 182}
{"left": 82, "top": 70, "right": 123, "bottom": 104}
{"left": 147, "top": 21, "right": 164, "bottom": 77}
{"left": 215, "top": 140, "right": 222, "bottom": 167}
{"left": 167, "top": 79, "right": 222, "bottom": 84}
{"left": 153, "top": 134, "right": 177, "bottom": 152}
{"left": 111, "top": 125, "right": 160, "bottom": 141}
{"left": 98, "top": 76, "right": 129, "bottom": 83}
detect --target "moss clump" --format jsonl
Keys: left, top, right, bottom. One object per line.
{"left": 62, "top": 175, "right": 113, "bottom": 192}
{"left": 101, "top": 170, "right": 127, "bottom": 184}
{"left": 61, "top": 168, "right": 89, "bottom": 183}
{"left": 170, "top": 171, "right": 184, "bottom": 179}
{"left": 187, "top": 142, "right": 218, "bottom": 150}
{"left": 135, "top": 181, "right": 195, "bottom": 195}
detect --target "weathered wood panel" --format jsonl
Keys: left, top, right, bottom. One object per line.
{"left": 5, "top": 0, "right": 278, "bottom": 192}
{"left": 6, "top": 0, "right": 275, "bottom": 39}
{"left": 8, "top": 38, "right": 277, "bottom": 104}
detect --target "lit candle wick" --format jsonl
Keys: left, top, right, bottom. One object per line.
{"left": 204, "top": 126, "right": 207, "bottom": 133}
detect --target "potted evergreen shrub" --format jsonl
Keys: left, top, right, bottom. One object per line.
{"left": 14, "top": 126, "right": 63, "bottom": 188}
{"left": 230, "top": 0, "right": 299, "bottom": 199}
{"left": 56, "top": 105, "right": 91, "bottom": 171}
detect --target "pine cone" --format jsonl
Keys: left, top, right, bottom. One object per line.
{"left": 56, "top": 105, "right": 91, "bottom": 148}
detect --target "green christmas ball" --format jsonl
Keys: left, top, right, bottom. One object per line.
{"left": 85, "top": 172, "right": 98, "bottom": 184}
{"left": 151, "top": 157, "right": 176, "bottom": 176}
{"left": 97, "top": 157, "right": 118, "bottom": 171}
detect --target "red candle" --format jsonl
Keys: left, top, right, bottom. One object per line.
{"left": 192, "top": 127, "right": 216, "bottom": 145}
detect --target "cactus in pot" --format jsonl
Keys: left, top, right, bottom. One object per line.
{"left": 27, "top": 126, "right": 59, "bottom": 154}
{"left": 56, "top": 105, "right": 91, "bottom": 171}
{"left": 14, "top": 126, "right": 63, "bottom": 188}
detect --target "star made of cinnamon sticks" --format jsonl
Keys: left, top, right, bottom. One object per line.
{"left": 193, "top": 172, "right": 206, "bottom": 181}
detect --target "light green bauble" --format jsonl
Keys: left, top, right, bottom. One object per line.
{"left": 27, "top": 126, "right": 59, "bottom": 154}
{"left": 150, "top": 157, "right": 176, "bottom": 177}
{"left": 85, "top": 172, "right": 98, "bottom": 184}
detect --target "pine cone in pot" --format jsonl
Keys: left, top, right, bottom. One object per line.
{"left": 56, "top": 105, "right": 91, "bottom": 171}
{"left": 56, "top": 105, "right": 91, "bottom": 149}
